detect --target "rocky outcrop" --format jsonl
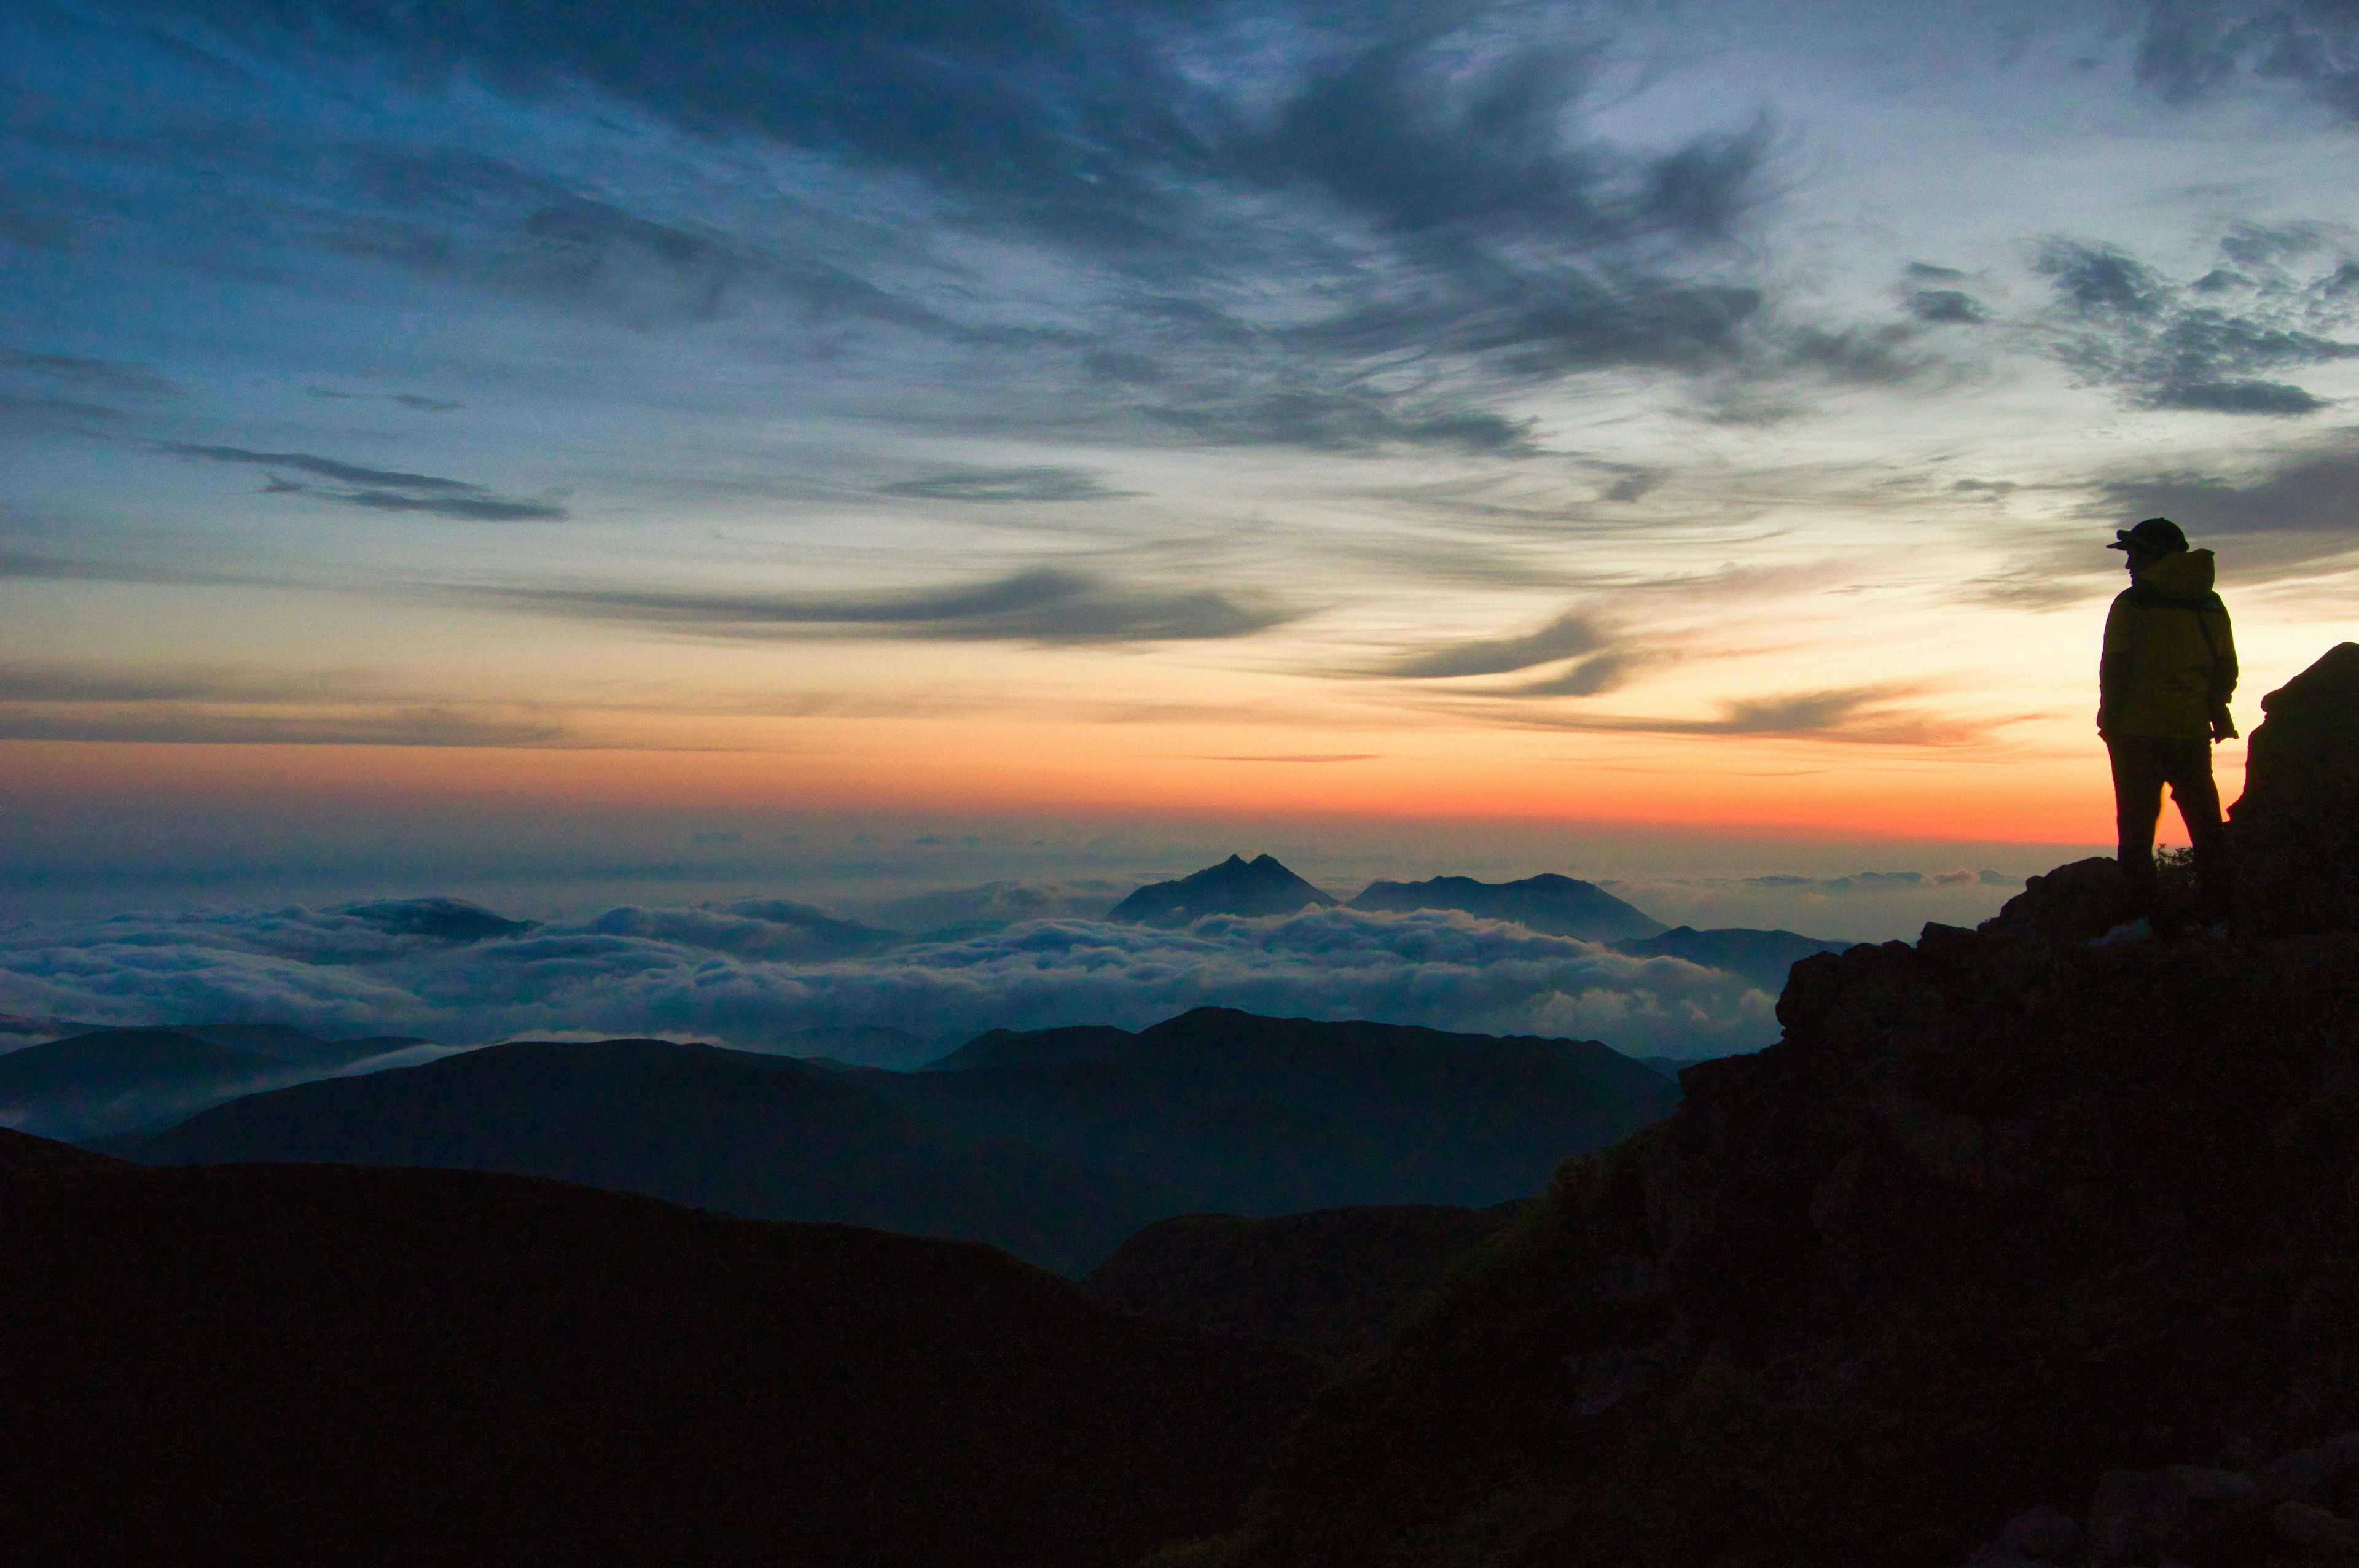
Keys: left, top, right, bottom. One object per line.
{"left": 1221, "top": 845, "right": 2359, "bottom": 1566}
{"left": 1965, "top": 1435, "right": 2359, "bottom": 1565}
{"left": 2232, "top": 642, "right": 2359, "bottom": 939}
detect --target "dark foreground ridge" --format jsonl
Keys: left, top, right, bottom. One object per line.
{"left": 1216, "top": 644, "right": 2359, "bottom": 1568}
{"left": 1086, "top": 1203, "right": 1525, "bottom": 1363}
{"left": 0, "top": 1131, "right": 1319, "bottom": 1567}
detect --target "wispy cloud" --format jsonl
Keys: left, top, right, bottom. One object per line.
{"left": 160, "top": 443, "right": 569, "bottom": 521}
{"left": 1383, "top": 609, "right": 1613, "bottom": 678}
{"left": 463, "top": 565, "right": 1302, "bottom": 644}
{"left": 1455, "top": 684, "right": 1996, "bottom": 746}
{"left": 307, "top": 387, "right": 463, "bottom": 413}
{"left": 879, "top": 467, "right": 1126, "bottom": 502}
{"left": 2030, "top": 230, "right": 2359, "bottom": 415}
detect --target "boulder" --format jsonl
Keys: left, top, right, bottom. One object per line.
{"left": 2257, "top": 1446, "right": 2342, "bottom": 1505}
{"left": 2166, "top": 1465, "right": 2255, "bottom": 1503}
{"left": 2089, "top": 1469, "right": 2188, "bottom": 1566}
{"left": 2001, "top": 1504, "right": 2084, "bottom": 1560}
{"left": 2230, "top": 642, "right": 2359, "bottom": 938}
{"left": 2270, "top": 1500, "right": 2359, "bottom": 1555}
{"left": 1978, "top": 857, "right": 2132, "bottom": 948}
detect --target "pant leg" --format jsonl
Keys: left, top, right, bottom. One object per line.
{"left": 2161, "top": 738, "right": 2232, "bottom": 921}
{"left": 2107, "top": 735, "right": 2168, "bottom": 915}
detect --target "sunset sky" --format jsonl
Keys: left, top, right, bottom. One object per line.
{"left": 7, "top": 0, "right": 2359, "bottom": 927}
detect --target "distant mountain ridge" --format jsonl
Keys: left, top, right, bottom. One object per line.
{"left": 1109, "top": 854, "right": 1339, "bottom": 922}
{"left": 0, "top": 1024, "right": 424, "bottom": 1142}
{"left": 1348, "top": 872, "right": 1666, "bottom": 941}
{"left": 135, "top": 1008, "right": 1681, "bottom": 1270}
{"left": 1610, "top": 925, "right": 1852, "bottom": 989}
{"left": 137, "top": 1037, "right": 1182, "bottom": 1275}
{"left": 874, "top": 1005, "right": 1680, "bottom": 1215}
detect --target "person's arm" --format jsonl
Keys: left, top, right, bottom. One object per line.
{"left": 2206, "top": 604, "right": 2239, "bottom": 739}
{"left": 2098, "top": 596, "right": 2130, "bottom": 735}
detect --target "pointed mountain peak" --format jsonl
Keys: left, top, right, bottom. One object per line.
{"left": 1109, "top": 854, "right": 1337, "bottom": 924}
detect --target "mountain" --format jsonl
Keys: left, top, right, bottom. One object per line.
{"left": 765, "top": 1023, "right": 933, "bottom": 1068}
{"left": 0, "top": 1130, "right": 1320, "bottom": 1567}
{"left": 1347, "top": 873, "right": 1666, "bottom": 941}
{"left": 135, "top": 1037, "right": 1183, "bottom": 1274}
{"left": 1611, "top": 924, "right": 1851, "bottom": 989}
{"left": 872, "top": 1006, "right": 1681, "bottom": 1215}
{"left": 1085, "top": 1203, "right": 1522, "bottom": 1362}
{"left": 1109, "top": 854, "right": 1339, "bottom": 923}
{"left": 925, "top": 1023, "right": 1136, "bottom": 1071}
{"left": 1215, "top": 646, "right": 2359, "bottom": 1568}
{"left": 336, "top": 895, "right": 536, "bottom": 940}
{"left": 0, "top": 1024, "right": 415, "bottom": 1142}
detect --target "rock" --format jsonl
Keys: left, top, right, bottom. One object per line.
{"left": 1978, "top": 857, "right": 2132, "bottom": 948}
{"left": 1964, "top": 1543, "right": 2035, "bottom": 1568}
{"left": 2089, "top": 1469, "right": 2188, "bottom": 1566}
{"left": 2167, "top": 1464, "right": 2256, "bottom": 1502}
{"left": 2001, "top": 1504, "right": 2084, "bottom": 1559}
{"left": 2230, "top": 642, "right": 2359, "bottom": 938}
{"left": 2270, "top": 1500, "right": 2359, "bottom": 1554}
{"left": 2258, "top": 1446, "right": 2341, "bottom": 1505}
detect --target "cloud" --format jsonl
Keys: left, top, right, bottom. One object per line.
{"left": 160, "top": 443, "right": 569, "bottom": 521}
{"left": 1384, "top": 609, "right": 1613, "bottom": 678}
{"left": 2031, "top": 234, "right": 2359, "bottom": 415}
{"left": 0, "top": 706, "right": 565, "bottom": 747}
{"left": 73, "top": 0, "right": 1816, "bottom": 447}
{"left": 2132, "top": 0, "right": 2359, "bottom": 120}
{"left": 1463, "top": 684, "right": 1993, "bottom": 745}
{"left": 0, "top": 662, "right": 378, "bottom": 704}
{"left": 0, "top": 899, "right": 1783, "bottom": 1060}
{"left": 0, "top": 394, "right": 130, "bottom": 426}
{"left": 1503, "top": 650, "right": 1642, "bottom": 696}
{"left": 307, "top": 387, "right": 463, "bottom": 413}
{"left": 1907, "top": 289, "right": 1986, "bottom": 325}
{"left": 2091, "top": 443, "right": 2359, "bottom": 570}
{"left": 468, "top": 564, "right": 1300, "bottom": 644}
{"left": 0, "top": 346, "right": 176, "bottom": 397}
{"left": 878, "top": 467, "right": 1125, "bottom": 502}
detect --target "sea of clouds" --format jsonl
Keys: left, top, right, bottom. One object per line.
{"left": 0, "top": 897, "right": 1783, "bottom": 1063}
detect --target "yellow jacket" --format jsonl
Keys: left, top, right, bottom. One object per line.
{"left": 2099, "top": 548, "right": 2237, "bottom": 741}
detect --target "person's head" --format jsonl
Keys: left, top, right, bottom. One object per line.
{"left": 2108, "top": 515, "right": 2188, "bottom": 574}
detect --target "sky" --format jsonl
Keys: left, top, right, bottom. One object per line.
{"left": 6, "top": 0, "right": 2359, "bottom": 953}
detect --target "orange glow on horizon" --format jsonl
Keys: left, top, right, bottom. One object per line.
{"left": 0, "top": 722, "right": 2201, "bottom": 847}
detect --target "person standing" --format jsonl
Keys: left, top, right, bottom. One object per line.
{"left": 2099, "top": 516, "right": 2238, "bottom": 931}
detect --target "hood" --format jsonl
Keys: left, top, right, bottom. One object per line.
{"left": 2138, "top": 547, "right": 2216, "bottom": 596}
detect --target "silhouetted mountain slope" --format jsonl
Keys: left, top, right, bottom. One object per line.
{"left": 1347, "top": 873, "right": 1666, "bottom": 941}
{"left": 926, "top": 1023, "right": 1137, "bottom": 1071}
{"left": 0, "top": 1136, "right": 1320, "bottom": 1567}
{"left": 1086, "top": 1203, "right": 1520, "bottom": 1363}
{"left": 1222, "top": 645, "right": 2359, "bottom": 1568}
{"left": 1611, "top": 924, "right": 1850, "bottom": 989}
{"left": 136, "top": 1039, "right": 1184, "bottom": 1274}
{"left": 174, "top": 1023, "right": 424, "bottom": 1063}
{"left": 0, "top": 1027, "right": 379, "bottom": 1142}
{"left": 1110, "top": 854, "right": 1338, "bottom": 922}
{"left": 337, "top": 894, "right": 535, "bottom": 940}
{"left": 874, "top": 1007, "right": 1680, "bottom": 1215}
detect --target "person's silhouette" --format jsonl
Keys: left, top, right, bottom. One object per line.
{"left": 2099, "top": 516, "right": 2237, "bottom": 932}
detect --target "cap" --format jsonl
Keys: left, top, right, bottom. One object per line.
{"left": 2108, "top": 516, "right": 2189, "bottom": 553}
